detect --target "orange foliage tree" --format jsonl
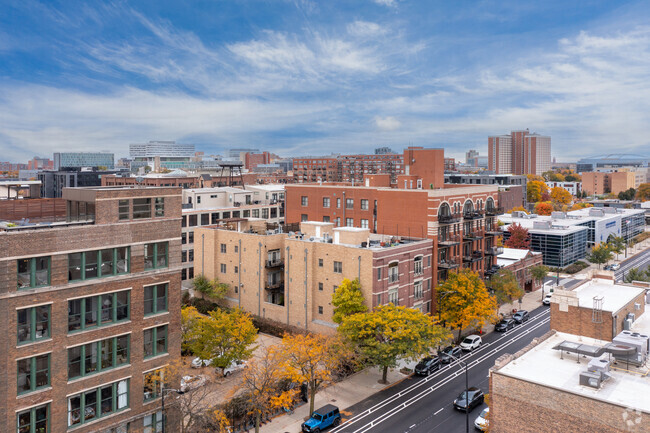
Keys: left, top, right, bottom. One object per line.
{"left": 534, "top": 201, "right": 553, "bottom": 216}
{"left": 503, "top": 223, "right": 530, "bottom": 249}
{"left": 550, "top": 187, "right": 572, "bottom": 208}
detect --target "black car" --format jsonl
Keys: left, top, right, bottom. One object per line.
{"left": 513, "top": 310, "right": 529, "bottom": 324}
{"left": 439, "top": 346, "right": 463, "bottom": 364}
{"left": 414, "top": 356, "right": 440, "bottom": 376}
{"left": 453, "top": 387, "right": 484, "bottom": 412}
{"left": 495, "top": 318, "right": 515, "bottom": 332}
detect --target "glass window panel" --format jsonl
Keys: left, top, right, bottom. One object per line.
{"left": 144, "top": 244, "right": 155, "bottom": 269}
{"left": 85, "top": 250, "right": 98, "bottom": 279}
{"left": 18, "top": 411, "right": 31, "bottom": 433}
{"left": 116, "top": 247, "right": 129, "bottom": 274}
{"left": 155, "top": 197, "right": 165, "bottom": 217}
{"left": 68, "top": 346, "right": 82, "bottom": 379}
{"left": 100, "top": 249, "right": 114, "bottom": 276}
{"left": 117, "top": 379, "right": 128, "bottom": 409}
{"left": 101, "top": 384, "right": 114, "bottom": 416}
{"left": 118, "top": 199, "right": 129, "bottom": 220}
{"left": 68, "top": 253, "right": 83, "bottom": 281}
{"left": 85, "top": 296, "right": 98, "bottom": 328}
{"left": 34, "top": 257, "right": 49, "bottom": 286}
{"left": 116, "top": 335, "right": 129, "bottom": 365}
{"left": 156, "top": 242, "right": 168, "bottom": 268}
{"left": 101, "top": 294, "right": 114, "bottom": 324}
{"left": 101, "top": 338, "right": 114, "bottom": 370}
{"left": 17, "top": 358, "right": 31, "bottom": 394}
{"left": 17, "top": 308, "right": 31, "bottom": 343}
{"left": 144, "top": 286, "right": 154, "bottom": 315}
{"left": 144, "top": 329, "right": 153, "bottom": 358}
{"left": 133, "top": 198, "right": 151, "bottom": 219}
{"left": 116, "top": 291, "right": 129, "bottom": 321}
{"left": 35, "top": 305, "right": 49, "bottom": 340}
{"left": 84, "top": 342, "right": 98, "bottom": 375}
{"left": 84, "top": 389, "right": 97, "bottom": 421}
{"left": 156, "top": 285, "right": 167, "bottom": 313}
{"left": 34, "top": 405, "right": 48, "bottom": 432}
{"left": 68, "top": 299, "right": 82, "bottom": 332}
{"left": 68, "top": 395, "right": 81, "bottom": 426}
{"left": 156, "top": 326, "right": 167, "bottom": 355}
{"left": 17, "top": 258, "right": 31, "bottom": 288}
{"left": 35, "top": 354, "right": 49, "bottom": 388}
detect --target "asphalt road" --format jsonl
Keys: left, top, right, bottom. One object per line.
{"left": 616, "top": 246, "right": 650, "bottom": 282}
{"left": 332, "top": 306, "right": 551, "bottom": 433}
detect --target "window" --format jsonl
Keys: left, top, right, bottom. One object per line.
{"left": 67, "top": 379, "right": 129, "bottom": 427}
{"left": 144, "top": 410, "right": 164, "bottom": 433}
{"left": 346, "top": 198, "right": 354, "bottom": 209}
{"left": 252, "top": 209, "right": 259, "bottom": 218}
{"left": 234, "top": 266, "right": 238, "bottom": 274}
{"left": 201, "top": 213, "right": 209, "bottom": 225}
{"left": 377, "top": 268, "right": 382, "bottom": 280}
{"left": 318, "top": 282, "right": 323, "bottom": 291}
{"left": 17, "top": 257, "right": 50, "bottom": 289}
{"left": 414, "top": 256, "right": 423, "bottom": 275}
{"left": 388, "top": 262, "right": 399, "bottom": 283}
{"left": 414, "top": 281, "right": 423, "bottom": 299}
{"left": 17, "top": 354, "right": 50, "bottom": 394}
{"left": 220, "top": 263, "right": 226, "bottom": 273}
{"left": 212, "top": 212, "right": 220, "bottom": 224}
{"left": 301, "top": 196, "right": 308, "bottom": 206}
{"left": 144, "top": 283, "right": 168, "bottom": 315}
{"left": 17, "top": 305, "right": 50, "bottom": 344}
{"left": 220, "top": 244, "right": 227, "bottom": 253}
{"left": 223, "top": 211, "right": 231, "bottom": 219}
{"left": 323, "top": 197, "right": 330, "bottom": 208}
{"left": 188, "top": 250, "right": 194, "bottom": 262}
{"left": 132, "top": 198, "right": 151, "bottom": 219}
{"left": 143, "top": 369, "right": 163, "bottom": 401}
{"left": 144, "top": 242, "right": 168, "bottom": 270}
{"left": 235, "top": 245, "right": 239, "bottom": 253}
{"left": 318, "top": 306, "right": 323, "bottom": 314}
{"left": 68, "top": 335, "right": 130, "bottom": 379}
{"left": 318, "top": 259, "right": 323, "bottom": 267}
{"left": 323, "top": 216, "right": 330, "bottom": 223}
{"left": 346, "top": 218, "right": 353, "bottom": 227}
{"left": 144, "top": 325, "right": 168, "bottom": 358}
{"left": 336, "top": 198, "right": 341, "bottom": 208}
{"left": 68, "top": 247, "right": 130, "bottom": 281}
{"left": 68, "top": 291, "right": 130, "bottom": 333}
{"left": 181, "top": 232, "right": 187, "bottom": 244}
{"left": 189, "top": 214, "right": 197, "bottom": 227}
{"left": 154, "top": 198, "right": 164, "bottom": 217}
{"left": 181, "top": 215, "right": 187, "bottom": 228}
{"left": 17, "top": 403, "right": 49, "bottom": 433}
{"left": 335, "top": 217, "right": 341, "bottom": 227}
{"left": 262, "top": 208, "right": 269, "bottom": 219}
{"left": 197, "top": 196, "right": 201, "bottom": 204}
{"left": 389, "top": 288, "right": 398, "bottom": 305}
{"left": 301, "top": 214, "right": 308, "bottom": 222}
{"left": 188, "top": 232, "right": 194, "bottom": 244}
{"left": 118, "top": 200, "right": 129, "bottom": 220}
{"left": 360, "top": 219, "right": 369, "bottom": 229}
{"left": 360, "top": 199, "right": 369, "bottom": 210}
{"left": 181, "top": 251, "right": 187, "bottom": 263}
{"left": 333, "top": 261, "right": 342, "bottom": 273}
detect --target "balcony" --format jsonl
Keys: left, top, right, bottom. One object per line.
{"left": 438, "top": 234, "right": 460, "bottom": 246}
{"left": 438, "top": 213, "right": 462, "bottom": 224}
{"left": 463, "top": 210, "right": 485, "bottom": 220}
{"left": 388, "top": 273, "right": 399, "bottom": 284}
{"left": 182, "top": 203, "right": 193, "bottom": 209}
{"left": 471, "top": 250, "right": 483, "bottom": 261}
{"left": 265, "top": 281, "right": 284, "bottom": 290}
{"left": 463, "top": 230, "right": 484, "bottom": 240}
{"left": 438, "top": 258, "right": 459, "bottom": 269}
{"left": 485, "top": 207, "right": 504, "bottom": 216}
{"left": 485, "top": 246, "right": 504, "bottom": 256}
{"left": 265, "top": 258, "right": 284, "bottom": 268}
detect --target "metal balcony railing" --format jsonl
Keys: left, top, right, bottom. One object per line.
{"left": 438, "top": 213, "right": 462, "bottom": 224}
{"left": 463, "top": 210, "right": 485, "bottom": 220}
{"left": 485, "top": 207, "right": 504, "bottom": 216}
{"left": 438, "top": 234, "right": 461, "bottom": 246}
{"left": 265, "top": 258, "right": 284, "bottom": 268}
{"left": 388, "top": 273, "right": 399, "bottom": 284}
{"left": 438, "top": 259, "right": 460, "bottom": 269}
{"left": 485, "top": 246, "right": 504, "bottom": 256}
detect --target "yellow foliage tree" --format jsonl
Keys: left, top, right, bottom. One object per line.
{"left": 527, "top": 174, "right": 545, "bottom": 182}
{"left": 550, "top": 187, "right": 572, "bottom": 207}
{"left": 507, "top": 206, "right": 527, "bottom": 214}
{"left": 332, "top": 278, "right": 368, "bottom": 323}
{"left": 181, "top": 306, "right": 203, "bottom": 353}
{"left": 570, "top": 202, "right": 593, "bottom": 211}
{"left": 436, "top": 269, "right": 499, "bottom": 343}
{"left": 527, "top": 181, "right": 549, "bottom": 203}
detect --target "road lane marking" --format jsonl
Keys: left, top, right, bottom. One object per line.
{"left": 434, "top": 408, "right": 444, "bottom": 415}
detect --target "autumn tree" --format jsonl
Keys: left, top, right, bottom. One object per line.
{"left": 332, "top": 278, "right": 368, "bottom": 324}
{"left": 587, "top": 244, "right": 612, "bottom": 270}
{"left": 241, "top": 346, "right": 299, "bottom": 433}
{"left": 338, "top": 304, "right": 450, "bottom": 384}
{"left": 534, "top": 201, "right": 553, "bottom": 216}
{"left": 436, "top": 269, "right": 498, "bottom": 343}
{"left": 189, "top": 308, "right": 258, "bottom": 374}
{"left": 181, "top": 306, "right": 203, "bottom": 354}
{"left": 636, "top": 183, "right": 650, "bottom": 201}
{"left": 565, "top": 172, "right": 581, "bottom": 182}
{"left": 570, "top": 202, "right": 593, "bottom": 211}
{"left": 279, "top": 333, "right": 343, "bottom": 414}
{"left": 507, "top": 206, "right": 527, "bottom": 214}
{"left": 527, "top": 174, "right": 545, "bottom": 183}
{"left": 527, "top": 180, "right": 549, "bottom": 203}
{"left": 504, "top": 223, "right": 530, "bottom": 249}
{"left": 550, "top": 187, "right": 572, "bottom": 208}
{"left": 192, "top": 274, "right": 229, "bottom": 299}
{"left": 489, "top": 269, "right": 524, "bottom": 306}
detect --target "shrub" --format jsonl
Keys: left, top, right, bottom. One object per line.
{"left": 190, "top": 297, "right": 220, "bottom": 314}
{"left": 251, "top": 316, "right": 308, "bottom": 338}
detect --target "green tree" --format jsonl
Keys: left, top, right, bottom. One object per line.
{"left": 504, "top": 223, "right": 531, "bottom": 249}
{"left": 339, "top": 304, "right": 450, "bottom": 384}
{"left": 489, "top": 269, "right": 524, "bottom": 306}
{"left": 189, "top": 308, "right": 258, "bottom": 374}
{"left": 332, "top": 278, "right": 368, "bottom": 324}
{"left": 192, "top": 274, "right": 229, "bottom": 299}
{"left": 618, "top": 188, "right": 636, "bottom": 201}
{"left": 607, "top": 236, "right": 625, "bottom": 261}
{"left": 530, "top": 265, "right": 550, "bottom": 295}
{"left": 587, "top": 244, "right": 613, "bottom": 270}
{"left": 624, "top": 268, "right": 650, "bottom": 283}
{"left": 436, "top": 269, "right": 499, "bottom": 343}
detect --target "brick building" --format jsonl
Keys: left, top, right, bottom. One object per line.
{"left": 582, "top": 171, "right": 636, "bottom": 195}
{"left": 490, "top": 278, "right": 650, "bottom": 433}
{"left": 292, "top": 151, "right": 407, "bottom": 184}
{"left": 244, "top": 151, "right": 271, "bottom": 171}
{"left": 495, "top": 248, "right": 544, "bottom": 292}
{"left": 0, "top": 186, "right": 182, "bottom": 432}
{"left": 194, "top": 221, "right": 433, "bottom": 334}
{"left": 488, "top": 129, "right": 551, "bottom": 175}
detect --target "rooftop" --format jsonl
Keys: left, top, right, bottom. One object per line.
{"left": 573, "top": 279, "right": 645, "bottom": 313}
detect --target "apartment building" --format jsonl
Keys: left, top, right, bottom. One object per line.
{"left": 488, "top": 129, "right": 551, "bottom": 175}
{"left": 582, "top": 171, "right": 636, "bottom": 195}
{"left": 496, "top": 248, "right": 544, "bottom": 292}
{"left": 545, "top": 181, "right": 582, "bottom": 196}
{"left": 444, "top": 173, "right": 528, "bottom": 207}
{"left": 0, "top": 186, "right": 182, "bottom": 433}
{"left": 180, "top": 185, "right": 285, "bottom": 282}
{"left": 490, "top": 278, "right": 650, "bottom": 433}
{"left": 292, "top": 152, "right": 405, "bottom": 184}
{"left": 194, "top": 220, "right": 433, "bottom": 334}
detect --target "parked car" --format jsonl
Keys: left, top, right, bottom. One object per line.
{"left": 610, "top": 263, "right": 621, "bottom": 271}
{"left": 223, "top": 360, "right": 247, "bottom": 377}
{"left": 603, "top": 264, "right": 612, "bottom": 271}
{"left": 460, "top": 335, "right": 482, "bottom": 351}
{"left": 512, "top": 310, "right": 529, "bottom": 324}
{"left": 301, "top": 404, "right": 341, "bottom": 432}
{"left": 543, "top": 293, "right": 553, "bottom": 305}
{"left": 453, "top": 387, "right": 484, "bottom": 412}
{"left": 440, "top": 345, "right": 463, "bottom": 364}
{"left": 180, "top": 375, "right": 206, "bottom": 392}
{"left": 191, "top": 357, "right": 210, "bottom": 368}
{"left": 495, "top": 318, "right": 515, "bottom": 332}
{"left": 474, "top": 407, "right": 489, "bottom": 431}
{"left": 414, "top": 356, "right": 440, "bottom": 376}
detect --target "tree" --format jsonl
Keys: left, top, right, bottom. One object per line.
{"left": 527, "top": 181, "right": 549, "bottom": 203}
{"left": 607, "top": 236, "right": 625, "bottom": 261}
{"left": 636, "top": 183, "right": 650, "bottom": 201}
{"left": 587, "top": 244, "right": 613, "bottom": 270}
{"left": 624, "top": 268, "right": 650, "bottom": 283}
{"left": 504, "top": 223, "right": 530, "bottom": 249}
{"left": 530, "top": 265, "right": 550, "bottom": 294}
{"left": 534, "top": 201, "right": 553, "bottom": 216}
{"left": 436, "top": 269, "right": 498, "bottom": 344}
{"left": 507, "top": 206, "right": 527, "bottom": 214}
{"left": 339, "top": 304, "right": 450, "bottom": 384}
{"left": 181, "top": 306, "right": 203, "bottom": 354}
{"left": 565, "top": 173, "right": 581, "bottom": 182}
{"left": 189, "top": 308, "right": 258, "bottom": 374}
{"left": 192, "top": 274, "right": 229, "bottom": 300}
{"left": 489, "top": 269, "right": 524, "bottom": 306}
{"left": 279, "top": 333, "right": 343, "bottom": 414}
{"left": 527, "top": 174, "right": 545, "bottom": 183}
{"left": 241, "top": 347, "right": 299, "bottom": 433}
{"left": 550, "top": 187, "right": 572, "bottom": 207}
{"left": 570, "top": 202, "right": 593, "bottom": 211}
{"left": 618, "top": 188, "right": 636, "bottom": 201}
{"left": 332, "top": 278, "right": 368, "bottom": 324}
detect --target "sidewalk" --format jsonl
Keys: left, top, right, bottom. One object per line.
{"left": 258, "top": 367, "right": 409, "bottom": 433}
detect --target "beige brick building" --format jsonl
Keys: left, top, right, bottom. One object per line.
{"left": 195, "top": 221, "right": 433, "bottom": 333}
{"left": 0, "top": 186, "right": 182, "bottom": 433}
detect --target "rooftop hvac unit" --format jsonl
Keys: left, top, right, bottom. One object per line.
{"left": 587, "top": 357, "right": 611, "bottom": 374}
{"left": 623, "top": 318, "right": 633, "bottom": 331}
{"left": 551, "top": 211, "right": 566, "bottom": 219}
{"left": 589, "top": 208, "right": 605, "bottom": 217}
{"left": 580, "top": 371, "right": 604, "bottom": 389}
{"left": 627, "top": 313, "right": 636, "bottom": 322}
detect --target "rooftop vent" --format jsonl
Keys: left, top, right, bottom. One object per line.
{"left": 551, "top": 211, "right": 566, "bottom": 219}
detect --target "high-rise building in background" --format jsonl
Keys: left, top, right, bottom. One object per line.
{"left": 465, "top": 150, "right": 488, "bottom": 168}
{"left": 53, "top": 152, "right": 114, "bottom": 170}
{"left": 488, "top": 129, "right": 551, "bottom": 175}
{"left": 129, "top": 141, "right": 195, "bottom": 171}
{"left": 465, "top": 150, "right": 479, "bottom": 164}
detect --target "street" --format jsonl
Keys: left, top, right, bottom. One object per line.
{"left": 332, "top": 306, "right": 551, "bottom": 433}
{"left": 616, "top": 246, "right": 650, "bottom": 282}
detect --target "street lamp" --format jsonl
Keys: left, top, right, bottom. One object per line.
{"left": 448, "top": 353, "right": 470, "bottom": 433}
{"left": 161, "top": 387, "right": 185, "bottom": 433}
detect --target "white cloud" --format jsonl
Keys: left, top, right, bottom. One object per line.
{"left": 347, "top": 21, "right": 387, "bottom": 38}
{"left": 373, "top": 0, "right": 397, "bottom": 7}
{"left": 375, "top": 116, "right": 401, "bottom": 131}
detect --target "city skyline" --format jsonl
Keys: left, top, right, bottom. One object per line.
{"left": 1, "top": 1, "right": 650, "bottom": 162}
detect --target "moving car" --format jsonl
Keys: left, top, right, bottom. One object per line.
{"left": 440, "top": 345, "right": 463, "bottom": 364}
{"left": 495, "top": 318, "right": 515, "bottom": 332}
{"left": 460, "top": 335, "right": 482, "bottom": 351}
{"left": 512, "top": 310, "right": 529, "bottom": 324}
{"left": 414, "top": 356, "right": 440, "bottom": 376}
{"left": 191, "top": 357, "right": 210, "bottom": 368}
{"left": 543, "top": 294, "right": 553, "bottom": 305}
{"left": 453, "top": 387, "right": 484, "bottom": 412}
{"left": 223, "top": 360, "right": 247, "bottom": 377}
{"left": 474, "top": 407, "right": 489, "bottom": 431}
{"left": 301, "top": 404, "right": 341, "bottom": 432}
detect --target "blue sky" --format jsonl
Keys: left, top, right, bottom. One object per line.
{"left": 1, "top": 0, "right": 649, "bottom": 162}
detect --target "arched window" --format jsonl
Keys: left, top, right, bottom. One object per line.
{"left": 463, "top": 200, "right": 474, "bottom": 217}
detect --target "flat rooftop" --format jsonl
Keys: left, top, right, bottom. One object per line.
{"left": 573, "top": 279, "right": 645, "bottom": 313}
{"left": 498, "top": 214, "right": 588, "bottom": 235}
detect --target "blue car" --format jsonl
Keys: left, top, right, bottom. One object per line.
{"left": 302, "top": 404, "right": 341, "bottom": 432}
